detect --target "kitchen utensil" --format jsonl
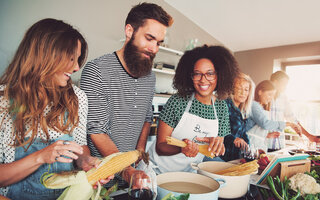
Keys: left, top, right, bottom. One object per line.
{"left": 191, "top": 161, "right": 253, "bottom": 199}
{"left": 156, "top": 172, "right": 225, "bottom": 200}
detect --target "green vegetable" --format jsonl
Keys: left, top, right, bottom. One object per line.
{"left": 284, "top": 127, "right": 298, "bottom": 135}
{"left": 161, "top": 193, "right": 190, "bottom": 200}
{"left": 304, "top": 193, "right": 320, "bottom": 200}
{"left": 267, "top": 176, "right": 284, "bottom": 200}
{"left": 289, "top": 189, "right": 299, "bottom": 200}
{"left": 259, "top": 188, "right": 270, "bottom": 199}
{"left": 284, "top": 176, "right": 289, "bottom": 200}
{"left": 100, "top": 182, "right": 118, "bottom": 200}
{"left": 306, "top": 170, "right": 320, "bottom": 184}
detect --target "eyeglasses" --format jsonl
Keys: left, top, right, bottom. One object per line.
{"left": 191, "top": 72, "right": 217, "bottom": 81}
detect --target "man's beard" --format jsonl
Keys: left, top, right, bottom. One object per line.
{"left": 123, "top": 36, "right": 155, "bottom": 78}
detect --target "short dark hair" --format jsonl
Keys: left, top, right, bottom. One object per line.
{"left": 173, "top": 45, "right": 240, "bottom": 99}
{"left": 270, "top": 70, "right": 289, "bottom": 82}
{"left": 125, "top": 2, "right": 173, "bottom": 30}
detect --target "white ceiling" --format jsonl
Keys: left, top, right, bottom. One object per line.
{"left": 165, "top": 0, "right": 320, "bottom": 52}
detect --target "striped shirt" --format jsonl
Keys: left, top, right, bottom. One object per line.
{"left": 80, "top": 52, "right": 155, "bottom": 157}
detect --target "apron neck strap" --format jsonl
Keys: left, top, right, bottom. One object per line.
{"left": 185, "top": 93, "right": 218, "bottom": 119}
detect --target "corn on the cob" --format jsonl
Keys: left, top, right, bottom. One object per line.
{"left": 166, "top": 136, "right": 215, "bottom": 158}
{"left": 214, "top": 160, "right": 259, "bottom": 176}
{"left": 86, "top": 150, "right": 141, "bottom": 185}
{"left": 42, "top": 150, "right": 141, "bottom": 200}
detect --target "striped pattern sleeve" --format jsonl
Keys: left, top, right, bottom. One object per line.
{"left": 80, "top": 61, "right": 110, "bottom": 135}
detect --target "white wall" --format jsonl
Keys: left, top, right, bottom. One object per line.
{"left": 0, "top": 0, "right": 221, "bottom": 91}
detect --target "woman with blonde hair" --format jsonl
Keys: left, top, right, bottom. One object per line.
{"left": 0, "top": 18, "right": 111, "bottom": 199}
{"left": 217, "top": 73, "right": 255, "bottom": 161}
{"left": 246, "top": 80, "right": 299, "bottom": 152}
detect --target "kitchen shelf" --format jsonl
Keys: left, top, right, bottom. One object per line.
{"left": 154, "top": 93, "right": 172, "bottom": 98}
{"left": 159, "top": 46, "right": 184, "bottom": 56}
{"left": 152, "top": 68, "right": 175, "bottom": 75}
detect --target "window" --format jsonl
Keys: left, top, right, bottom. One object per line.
{"left": 285, "top": 64, "right": 320, "bottom": 136}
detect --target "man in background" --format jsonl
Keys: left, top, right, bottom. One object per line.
{"left": 80, "top": 2, "right": 173, "bottom": 186}
{"left": 268, "top": 70, "right": 316, "bottom": 151}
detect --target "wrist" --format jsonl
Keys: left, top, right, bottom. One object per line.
{"left": 122, "top": 166, "right": 135, "bottom": 183}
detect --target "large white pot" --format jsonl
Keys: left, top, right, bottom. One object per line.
{"left": 156, "top": 172, "right": 225, "bottom": 200}
{"left": 191, "top": 161, "right": 251, "bottom": 199}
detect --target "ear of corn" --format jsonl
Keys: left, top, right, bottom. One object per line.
{"left": 56, "top": 171, "right": 93, "bottom": 200}
{"left": 166, "top": 136, "right": 215, "bottom": 158}
{"left": 42, "top": 150, "right": 141, "bottom": 200}
{"left": 86, "top": 150, "right": 141, "bottom": 185}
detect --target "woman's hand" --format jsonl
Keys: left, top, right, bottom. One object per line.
{"left": 287, "top": 122, "right": 302, "bottom": 136}
{"left": 37, "top": 140, "right": 83, "bottom": 164}
{"left": 234, "top": 137, "right": 248, "bottom": 149}
{"left": 196, "top": 137, "right": 225, "bottom": 156}
{"left": 267, "top": 132, "right": 280, "bottom": 138}
{"left": 181, "top": 139, "right": 199, "bottom": 157}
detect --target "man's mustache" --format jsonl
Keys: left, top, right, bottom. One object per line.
{"left": 142, "top": 51, "right": 155, "bottom": 60}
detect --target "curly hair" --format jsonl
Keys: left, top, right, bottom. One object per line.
{"left": 0, "top": 18, "right": 88, "bottom": 148}
{"left": 173, "top": 45, "right": 240, "bottom": 99}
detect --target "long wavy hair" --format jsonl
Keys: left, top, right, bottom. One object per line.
{"left": 173, "top": 45, "right": 240, "bottom": 99}
{"left": 230, "top": 73, "right": 255, "bottom": 118}
{"left": 254, "top": 80, "right": 276, "bottom": 111}
{"left": 0, "top": 18, "right": 88, "bottom": 148}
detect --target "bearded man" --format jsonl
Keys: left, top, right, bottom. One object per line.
{"left": 80, "top": 2, "right": 173, "bottom": 187}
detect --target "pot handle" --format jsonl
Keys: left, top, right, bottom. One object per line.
{"left": 190, "top": 162, "right": 199, "bottom": 170}
{"left": 214, "top": 178, "right": 226, "bottom": 188}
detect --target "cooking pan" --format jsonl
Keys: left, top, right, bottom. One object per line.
{"left": 191, "top": 161, "right": 253, "bottom": 199}
{"left": 156, "top": 172, "right": 225, "bottom": 200}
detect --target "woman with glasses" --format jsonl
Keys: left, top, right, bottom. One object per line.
{"left": 148, "top": 45, "right": 239, "bottom": 173}
{"left": 214, "top": 73, "right": 255, "bottom": 162}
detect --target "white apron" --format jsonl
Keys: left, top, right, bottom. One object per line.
{"left": 148, "top": 94, "right": 219, "bottom": 174}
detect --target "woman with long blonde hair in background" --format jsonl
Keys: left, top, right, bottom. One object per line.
{"left": 216, "top": 73, "right": 255, "bottom": 162}
{"left": 0, "top": 18, "right": 111, "bottom": 200}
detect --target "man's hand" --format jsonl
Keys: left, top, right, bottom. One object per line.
{"left": 76, "top": 155, "right": 114, "bottom": 188}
